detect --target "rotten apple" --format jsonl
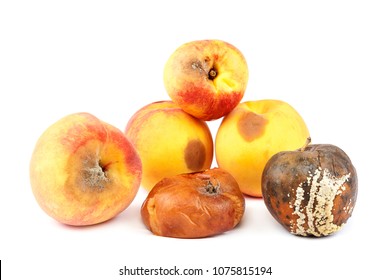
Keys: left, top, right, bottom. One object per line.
{"left": 261, "top": 138, "right": 358, "bottom": 237}
{"left": 141, "top": 168, "right": 245, "bottom": 238}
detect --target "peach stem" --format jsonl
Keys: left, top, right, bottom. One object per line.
{"left": 300, "top": 137, "right": 312, "bottom": 152}
{"left": 208, "top": 69, "right": 217, "bottom": 80}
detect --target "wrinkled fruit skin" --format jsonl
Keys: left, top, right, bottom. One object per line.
{"left": 262, "top": 144, "right": 358, "bottom": 237}
{"left": 141, "top": 168, "right": 245, "bottom": 238}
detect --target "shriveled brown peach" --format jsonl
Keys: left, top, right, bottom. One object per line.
{"left": 141, "top": 168, "right": 245, "bottom": 238}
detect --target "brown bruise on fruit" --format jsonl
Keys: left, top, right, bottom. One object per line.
{"left": 237, "top": 111, "right": 268, "bottom": 142}
{"left": 198, "top": 176, "right": 222, "bottom": 196}
{"left": 81, "top": 157, "right": 109, "bottom": 191}
{"left": 191, "top": 56, "right": 217, "bottom": 81}
{"left": 184, "top": 139, "right": 206, "bottom": 171}
{"left": 64, "top": 144, "right": 111, "bottom": 197}
{"left": 262, "top": 144, "right": 358, "bottom": 237}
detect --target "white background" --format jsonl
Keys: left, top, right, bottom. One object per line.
{"left": 1, "top": 1, "right": 389, "bottom": 279}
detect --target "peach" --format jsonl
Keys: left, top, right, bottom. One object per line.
{"left": 262, "top": 140, "right": 358, "bottom": 237}
{"left": 216, "top": 100, "right": 310, "bottom": 197}
{"left": 125, "top": 101, "right": 213, "bottom": 191}
{"left": 141, "top": 168, "right": 245, "bottom": 238}
{"left": 30, "top": 113, "right": 142, "bottom": 226}
{"left": 163, "top": 39, "right": 249, "bottom": 121}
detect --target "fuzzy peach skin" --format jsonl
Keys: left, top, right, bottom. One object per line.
{"left": 125, "top": 101, "right": 213, "bottom": 191}
{"left": 216, "top": 100, "right": 310, "bottom": 197}
{"left": 163, "top": 39, "right": 249, "bottom": 121}
{"left": 30, "top": 113, "right": 142, "bottom": 226}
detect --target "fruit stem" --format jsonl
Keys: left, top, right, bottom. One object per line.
{"left": 208, "top": 68, "right": 217, "bottom": 80}
{"left": 300, "top": 137, "right": 312, "bottom": 152}
{"left": 204, "top": 179, "right": 221, "bottom": 195}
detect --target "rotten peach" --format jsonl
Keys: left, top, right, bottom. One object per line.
{"left": 262, "top": 139, "right": 358, "bottom": 237}
{"left": 141, "top": 168, "right": 245, "bottom": 238}
{"left": 163, "top": 39, "right": 249, "bottom": 121}
{"left": 216, "top": 99, "right": 310, "bottom": 197}
{"left": 124, "top": 101, "right": 213, "bottom": 191}
{"left": 30, "top": 113, "right": 142, "bottom": 226}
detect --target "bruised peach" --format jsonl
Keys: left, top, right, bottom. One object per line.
{"left": 216, "top": 100, "right": 310, "bottom": 197}
{"left": 163, "top": 40, "right": 249, "bottom": 121}
{"left": 125, "top": 101, "right": 213, "bottom": 191}
{"left": 30, "top": 113, "right": 142, "bottom": 226}
{"left": 141, "top": 168, "right": 245, "bottom": 238}
{"left": 262, "top": 139, "right": 358, "bottom": 237}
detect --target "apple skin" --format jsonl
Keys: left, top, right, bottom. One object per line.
{"left": 30, "top": 113, "right": 142, "bottom": 226}
{"left": 125, "top": 101, "right": 213, "bottom": 191}
{"left": 216, "top": 99, "right": 310, "bottom": 197}
{"left": 163, "top": 39, "right": 249, "bottom": 121}
{"left": 141, "top": 168, "right": 245, "bottom": 238}
{"left": 262, "top": 143, "right": 358, "bottom": 237}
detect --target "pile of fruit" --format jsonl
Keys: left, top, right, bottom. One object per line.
{"left": 30, "top": 39, "right": 358, "bottom": 238}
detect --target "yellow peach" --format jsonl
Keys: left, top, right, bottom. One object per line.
{"left": 30, "top": 113, "right": 142, "bottom": 226}
{"left": 125, "top": 101, "right": 213, "bottom": 191}
{"left": 215, "top": 100, "right": 310, "bottom": 197}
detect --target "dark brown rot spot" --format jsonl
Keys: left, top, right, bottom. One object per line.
{"left": 184, "top": 139, "right": 206, "bottom": 171}
{"left": 80, "top": 158, "right": 109, "bottom": 191}
{"left": 237, "top": 111, "right": 268, "bottom": 142}
{"left": 202, "top": 179, "right": 221, "bottom": 196}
